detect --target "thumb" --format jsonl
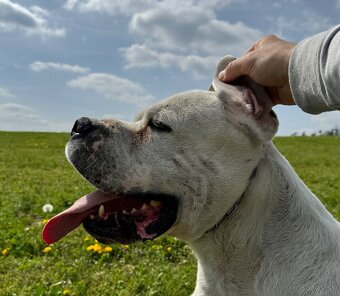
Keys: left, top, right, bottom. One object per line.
{"left": 218, "top": 55, "right": 251, "bottom": 82}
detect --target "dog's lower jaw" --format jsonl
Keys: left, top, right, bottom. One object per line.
{"left": 189, "top": 142, "right": 340, "bottom": 296}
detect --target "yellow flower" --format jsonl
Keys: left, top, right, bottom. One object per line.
{"left": 166, "top": 247, "right": 172, "bottom": 252}
{"left": 93, "top": 243, "right": 102, "bottom": 252}
{"left": 86, "top": 243, "right": 102, "bottom": 253}
{"left": 83, "top": 236, "right": 90, "bottom": 242}
{"left": 122, "top": 245, "right": 129, "bottom": 250}
{"left": 63, "top": 289, "right": 71, "bottom": 295}
{"left": 42, "top": 219, "right": 49, "bottom": 225}
{"left": 43, "top": 247, "right": 52, "bottom": 253}
{"left": 103, "top": 246, "right": 113, "bottom": 253}
{"left": 2, "top": 248, "right": 10, "bottom": 256}
{"left": 86, "top": 245, "right": 94, "bottom": 251}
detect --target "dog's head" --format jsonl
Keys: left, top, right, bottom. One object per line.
{"left": 43, "top": 56, "right": 278, "bottom": 245}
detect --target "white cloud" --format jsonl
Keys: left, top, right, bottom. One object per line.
{"left": 0, "top": 102, "right": 73, "bottom": 131}
{"left": 64, "top": 0, "right": 231, "bottom": 15}
{"left": 30, "top": 61, "right": 90, "bottom": 74}
{"left": 129, "top": 7, "right": 261, "bottom": 56}
{"left": 63, "top": 0, "right": 255, "bottom": 74}
{"left": 0, "top": 102, "right": 48, "bottom": 131}
{"left": 272, "top": 11, "right": 333, "bottom": 39}
{"left": 64, "top": 0, "right": 153, "bottom": 15}
{"left": 64, "top": 0, "right": 260, "bottom": 78}
{"left": 180, "top": 55, "right": 217, "bottom": 79}
{"left": 0, "top": 102, "right": 32, "bottom": 115}
{"left": 67, "top": 73, "right": 155, "bottom": 105}
{"left": 0, "top": 86, "right": 15, "bottom": 98}
{"left": 29, "top": 6, "right": 50, "bottom": 17}
{"left": 122, "top": 44, "right": 216, "bottom": 79}
{"left": 72, "top": 0, "right": 260, "bottom": 56}
{"left": 121, "top": 3, "right": 261, "bottom": 78}
{"left": 310, "top": 112, "right": 340, "bottom": 132}
{"left": 0, "top": 0, "right": 65, "bottom": 37}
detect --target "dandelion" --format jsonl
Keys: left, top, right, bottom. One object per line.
{"left": 86, "top": 245, "right": 94, "bottom": 251}
{"left": 122, "top": 244, "right": 129, "bottom": 250}
{"left": 42, "top": 204, "right": 53, "bottom": 213}
{"left": 2, "top": 248, "right": 10, "bottom": 256}
{"left": 166, "top": 247, "right": 172, "bottom": 252}
{"left": 43, "top": 246, "right": 52, "bottom": 253}
{"left": 86, "top": 243, "right": 102, "bottom": 253}
{"left": 103, "top": 246, "right": 112, "bottom": 253}
{"left": 93, "top": 243, "right": 102, "bottom": 252}
{"left": 42, "top": 219, "right": 49, "bottom": 224}
{"left": 63, "top": 289, "right": 71, "bottom": 295}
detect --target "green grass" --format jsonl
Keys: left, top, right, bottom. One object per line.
{"left": 0, "top": 132, "right": 339, "bottom": 295}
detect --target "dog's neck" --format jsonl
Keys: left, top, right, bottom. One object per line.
{"left": 189, "top": 142, "right": 337, "bottom": 296}
{"left": 204, "top": 166, "right": 258, "bottom": 235}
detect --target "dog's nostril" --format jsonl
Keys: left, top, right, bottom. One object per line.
{"left": 71, "top": 117, "right": 96, "bottom": 136}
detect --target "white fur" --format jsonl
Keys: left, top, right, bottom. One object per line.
{"left": 67, "top": 56, "right": 340, "bottom": 295}
{"left": 190, "top": 142, "right": 340, "bottom": 295}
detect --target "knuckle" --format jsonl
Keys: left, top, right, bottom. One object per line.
{"left": 265, "top": 34, "right": 278, "bottom": 40}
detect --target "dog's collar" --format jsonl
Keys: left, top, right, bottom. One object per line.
{"left": 205, "top": 167, "right": 257, "bottom": 234}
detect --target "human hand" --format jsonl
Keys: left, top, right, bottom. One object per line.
{"left": 218, "top": 35, "right": 295, "bottom": 105}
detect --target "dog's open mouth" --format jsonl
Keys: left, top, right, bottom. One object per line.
{"left": 42, "top": 190, "right": 178, "bottom": 245}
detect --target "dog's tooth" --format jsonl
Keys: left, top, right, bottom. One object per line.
{"left": 131, "top": 208, "right": 137, "bottom": 214}
{"left": 141, "top": 203, "right": 148, "bottom": 210}
{"left": 123, "top": 210, "right": 128, "bottom": 215}
{"left": 90, "top": 215, "right": 95, "bottom": 220}
{"left": 150, "top": 200, "right": 161, "bottom": 207}
{"left": 114, "top": 212, "right": 120, "bottom": 226}
{"left": 98, "top": 204, "right": 105, "bottom": 218}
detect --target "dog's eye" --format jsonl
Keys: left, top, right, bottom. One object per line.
{"left": 148, "top": 118, "right": 172, "bottom": 132}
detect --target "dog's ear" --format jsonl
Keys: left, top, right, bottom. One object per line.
{"left": 209, "top": 55, "right": 278, "bottom": 143}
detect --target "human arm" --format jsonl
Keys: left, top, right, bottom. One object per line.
{"left": 219, "top": 26, "right": 340, "bottom": 114}
{"left": 289, "top": 25, "right": 340, "bottom": 114}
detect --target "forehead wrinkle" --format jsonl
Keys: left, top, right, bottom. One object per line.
{"left": 135, "top": 102, "right": 166, "bottom": 122}
{"left": 134, "top": 110, "right": 145, "bottom": 122}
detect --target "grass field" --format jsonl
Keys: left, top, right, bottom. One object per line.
{"left": 0, "top": 132, "right": 339, "bottom": 296}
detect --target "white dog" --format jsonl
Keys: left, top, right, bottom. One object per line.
{"left": 43, "top": 56, "right": 340, "bottom": 295}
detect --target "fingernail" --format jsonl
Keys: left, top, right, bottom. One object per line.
{"left": 218, "top": 70, "right": 225, "bottom": 80}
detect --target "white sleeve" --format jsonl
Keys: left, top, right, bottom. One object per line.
{"left": 288, "top": 25, "right": 340, "bottom": 114}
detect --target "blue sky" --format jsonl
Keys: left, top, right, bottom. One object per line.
{"left": 0, "top": 0, "right": 339, "bottom": 135}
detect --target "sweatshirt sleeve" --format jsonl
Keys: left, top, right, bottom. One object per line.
{"left": 288, "top": 25, "right": 340, "bottom": 114}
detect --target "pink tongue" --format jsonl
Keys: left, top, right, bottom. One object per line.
{"left": 42, "top": 190, "right": 115, "bottom": 244}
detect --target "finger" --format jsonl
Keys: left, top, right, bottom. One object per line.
{"left": 243, "top": 41, "right": 259, "bottom": 56}
{"left": 219, "top": 54, "right": 252, "bottom": 82}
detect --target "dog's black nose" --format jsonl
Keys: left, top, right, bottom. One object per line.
{"left": 71, "top": 117, "right": 95, "bottom": 136}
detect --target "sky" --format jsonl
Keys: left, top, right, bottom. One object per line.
{"left": 0, "top": 0, "right": 339, "bottom": 135}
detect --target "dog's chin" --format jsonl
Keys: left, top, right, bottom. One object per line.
{"left": 82, "top": 191, "right": 178, "bottom": 245}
